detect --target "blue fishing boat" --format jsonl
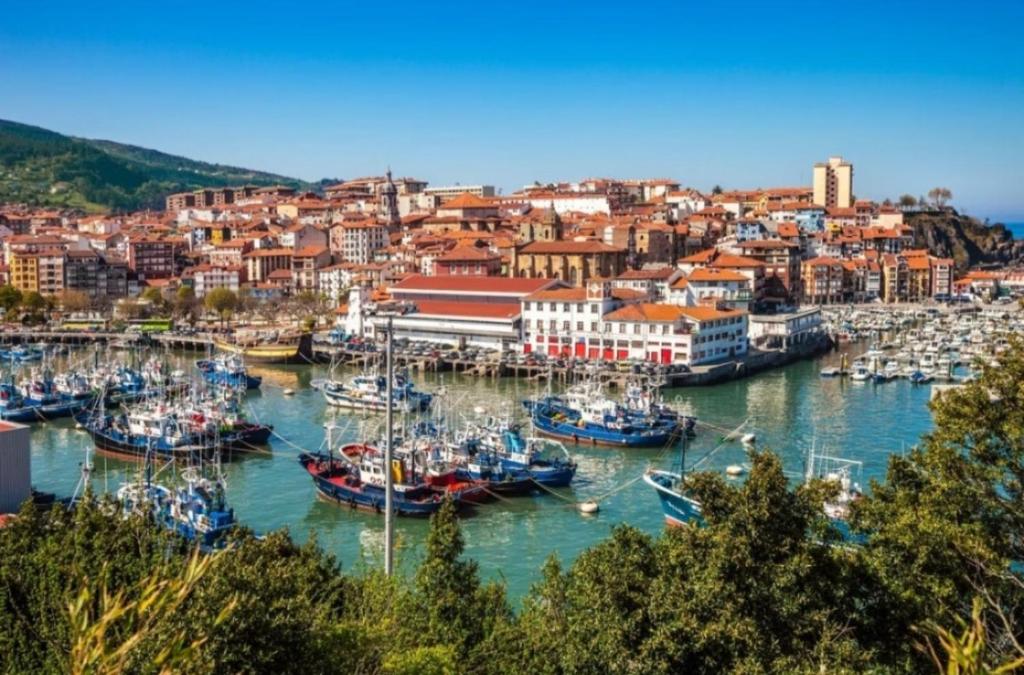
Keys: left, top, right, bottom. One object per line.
{"left": 644, "top": 469, "right": 704, "bottom": 526}
{"left": 299, "top": 442, "right": 454, "bottom": 516}
{"left": 195, "top": 354, "right": 262, "bottom": 390}
{"left": 77, "top": 403, "right": 226, "bottom": 460}
{"left": 0, "top": 372, "right": 95, "bottom": 422}
{"left": 524, "top": 378, "right": 680, "bottom": 447}
{"left": 486, "top": 426, "right": 577, "bottom": 488}
{"left": 645, "top": 438, "right": 864, "bottom": 537}
{"left": 119, "top": 466, "right": 237, "bottom": 550}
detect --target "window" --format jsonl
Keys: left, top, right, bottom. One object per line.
{"left": 618, "top": 323, "right": 626, "bottom": 334}
{"left": 523, "top": 301, "right": 530, "bottom": 310}
{"left": 563, "top": 303, "right": 570, "bottom": 312}
{"left": 576, "top": 321, "right": 583, "bottom": 331}
{"left": 633, "top": 324, "right": 641, "bottom": 335}
{"left": 590, "top": 303, "right": 598, "bottom": 313}
{"left": 576, "top": 303, "right": 584, "bottom": 311}
{"left": 562, "top": 321, "right": 570, "bottom": 331}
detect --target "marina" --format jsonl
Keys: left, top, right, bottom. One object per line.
{"left": 11, "top": 334, "right": 968, "bottom": 599}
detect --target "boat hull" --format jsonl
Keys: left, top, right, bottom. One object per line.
{"left": 299, "top": 453, "right": 448, "bottom": 517}
{"left": 643, "top": 471, "right": 703, "bottom": 527}
{"left": 213, "top": 332, "right": 312, "bottom": 365}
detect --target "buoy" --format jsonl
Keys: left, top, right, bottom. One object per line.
{"left": 473, "top": 405, "right": 486, "bottom": 415}
{"left": 725, "top": 464, "right": 745, "bottom": 477}
{"left": 741, "top": 433, "right": 756, "bottom": 445}
{"left": 74, "top": 423, "right": 83, "bottom": 430}
{"left": 577, "top": 500, "right": 600, "bottom": 514}
{"left": 283, "top": 388, "right": 295, "bottom": 396}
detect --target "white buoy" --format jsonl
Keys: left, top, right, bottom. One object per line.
{"left": 283, "top": 388, "right": 295, "bottom": 396}
{"left": 473, "top": 405, "right": 486, "bottom": 415}
{"left": 75, "top": 422, "right": 83, "bottom": 430}
{"left": 741, "top": 433, "right": 756, "bottom": 445}
{"left": 577, "top": 500, "right": 600, "bottom": 514}
{"left": 725, "top": 464, "right": 745, "bottom": 477}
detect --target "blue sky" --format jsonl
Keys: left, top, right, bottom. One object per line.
{"left": 1, "top": 1, "right": 1022, "bottom": 220}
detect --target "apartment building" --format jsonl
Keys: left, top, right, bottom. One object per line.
{"left": 812, "top": 156, "right": 854, "bottom": 209}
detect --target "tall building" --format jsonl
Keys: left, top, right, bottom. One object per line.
{"left": 812, "top": 156, "right": 853, "bottom": 208}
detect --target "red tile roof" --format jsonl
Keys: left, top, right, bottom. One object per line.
{"left": 391, "top": 274, "right": 557, "bottom": 295}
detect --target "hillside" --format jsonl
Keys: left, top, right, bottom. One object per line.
{"left": 905, "top": 209, "right": 1024, "bottom": 270}
{"left": 0, "top": 119, "right": 308, "bottom": 213}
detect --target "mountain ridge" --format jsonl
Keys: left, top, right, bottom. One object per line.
{"left": 0, "top": 118, "right": 310, "bottom": 213}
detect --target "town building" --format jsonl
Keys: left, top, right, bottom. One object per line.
{"left": 511, "top": 240, "right": 627, "bottom": 284}
{"left": 812, "top": 156, "right": 854, "bottom": 209}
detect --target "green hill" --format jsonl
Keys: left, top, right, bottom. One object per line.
{"left": 0, "top": 119, "right": 309, "bottom": 213}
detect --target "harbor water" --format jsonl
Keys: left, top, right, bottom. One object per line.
{"left": 27, "top": 346, "right": 935, "bottom": 601}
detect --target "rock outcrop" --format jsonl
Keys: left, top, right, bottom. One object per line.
{"left": 906, "top": 210, "right": 1023, "bottom": 270}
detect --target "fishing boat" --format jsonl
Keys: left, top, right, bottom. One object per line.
{"left": 0, "top": 345, "right": 44, "bottom": 363}
{"left": 819, "top": 366, "right": 841, "bottom": 377}
{"left": 119, "top": 466, "right": 237, "bottom": 549}
{"left": 195, "top": 354, "right": 262, "bottom": 390}
{"left": 298, "top": 442, "right": 453, "bottom": 516}
{"left": 0, "top": 372, "right": 95, "bottom": 422}
{"left": 523, "top": 378, "right": 680, "bottom": 447}
{"left": 314, "top": 371, "right": 433, "bottom": 413}
{"left": 479, "top": 424, "right": 577, "bottom": 488}
{"left": 804, "top": 446, "right": 864, "bottom": 540}
{"left": 213, "top": 330, "right": 313, "bottom": 364}
{"left": 77, "top": 401, "right": 228, "bottom": 460}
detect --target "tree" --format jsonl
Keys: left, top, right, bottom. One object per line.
{"left": 21, "top": 290, "right": 45, "bottom": 312}
{"left": 0, "top": 285, "right": 22, "bottom": 312}
{"left": 853, "top": 337, "right": 1024, "bottom": 668}
{"left": 711, "top": 184, "right": 723, "bottom": 195}
{"left": 140, "top": 286, "right": 167, "bottom": 314}
{"left": 174, "top": 286, "right": 198, "bottom": 323}
{"left": 204, "top": 288, "right": 238, "bottom": 327}
{"left": 59, "top": 289, "right": 91, "bottom": 313}
{"left": 928, "top": 187, "right": 953, "bottom": 208}
{"left": 899, "top": 194, "right": 918, "bottom": 208}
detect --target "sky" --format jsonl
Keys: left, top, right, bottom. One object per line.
{"left": 1, "top": 1, "right": 1022, "bottom": 221}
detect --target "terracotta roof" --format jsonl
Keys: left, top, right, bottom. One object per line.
{"left": 436, "top": 246, "right": 498, "bottom": 262}
{"left": 440, "top": 193, "right": 497, "bottom": 209}
{"left": 604, "top": 303, "right": 687, "bottom": 322}
{"left": 687, "top": 268, "right": 749, "bottom": 283}
{"left": 710, "top": 254, "right": 765, "bottom": 269}
{"left": 391, "top": 274, "right": 557, "bottom": 295}
{"left": 678, "top": 248, "right": 718, "bottom": 264}
{"left": 293, "top": 246, "right": 329, "bottom": 258}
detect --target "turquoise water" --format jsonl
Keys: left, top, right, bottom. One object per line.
{"left": 1005, "top": 222, "right": 1024, "bottom": 239}
{"left": 27, "top": 347, "right": 935, "bottom": 600}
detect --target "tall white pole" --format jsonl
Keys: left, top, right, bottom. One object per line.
{"left": 384, "top": 315, "right": 395, "bottom": 576}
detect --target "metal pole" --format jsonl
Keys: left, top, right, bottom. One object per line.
{"left": 384, "top": 315, "right": 395, "bottom": 576}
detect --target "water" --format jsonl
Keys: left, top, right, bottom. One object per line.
{"left": 26, "top": 347, "right": 936, "bottom": 601}
{"left": 1005, "top": 222, "right": 1024, "bottom": 239}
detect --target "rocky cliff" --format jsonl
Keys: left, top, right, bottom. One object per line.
{"left": 906, "top": 210, "right": 1023, "bottom": 270}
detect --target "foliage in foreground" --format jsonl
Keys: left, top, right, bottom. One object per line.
{"left": 4, "top": 342, "right": 1024, "bottom": 673}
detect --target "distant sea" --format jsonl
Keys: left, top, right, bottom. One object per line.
{"left": 1005, "top": 222, "right": 1024, "bottom": 239}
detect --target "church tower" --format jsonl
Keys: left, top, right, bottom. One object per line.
{"left": 539, "top": 201, "right": 563, "bottom": 241}
{"left": 379, "top": 168, "right": 400, "bottom": 227}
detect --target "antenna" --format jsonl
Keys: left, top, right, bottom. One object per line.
{"left": 384, "top": 315, "right": 395, "bottom": 576}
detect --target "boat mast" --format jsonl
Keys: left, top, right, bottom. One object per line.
{"left": 384, "top": 315, "right": 395, "bottom": 577}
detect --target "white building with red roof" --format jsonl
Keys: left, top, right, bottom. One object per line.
{"left": 358, "top": 274, "right": 561, "bottom": 349}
